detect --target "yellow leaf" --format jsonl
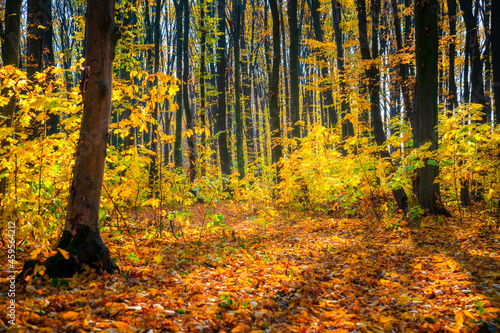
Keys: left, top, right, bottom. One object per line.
{"left": 58, "top": 248, "right": 70, "bottom": 260}
{"left": 231, "top": 324, "right": 250, "bottom": 333}
{"left": 113, "top": 321, "right": 132, "bottom": 332}
{"left": 62, "top": 311, "right": 79, "bottom": 321}
{"left": 30, "top": 247, "right": 44, "bottom": 260}
{"left": 455, "top": 311, "right": 464, "bottom": 331}
{"left": 414, "top": 263, "right": 422, "bottom": 270}
{"left": 153, "top": 255, "right": 163, "bottom": 264}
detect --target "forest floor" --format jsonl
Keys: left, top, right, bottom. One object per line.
{"left": 1, "top": 202, "right": 500, "bottom": 332}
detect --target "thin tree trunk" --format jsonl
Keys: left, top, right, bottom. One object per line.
{"left": 216, "top": 0, "right": 232, "bottom": 179}
{"left": 493, "top": 0, "right": 500, "bottom": 123}
{"left": 0, "top": 0, "right": 22, "bottom": 203}
{"left": 183, "top": 0, "right": 196, "bottom": 182}
{"left": 447, "top": 0, "right": 458, "bottom": 111}
{"left": 149, "top": 0, "right": 162, "bottom": 193}
{"left": 269, "top": 0, "right": 283, "bottom": 183}
{"left": 288, "top": 0, "right": 301, "bottom": 139}
{"left": 390, "top": 0, "right": 412, "bottom": 119}
{"left": 234, "top": 0, "right": 245, "bottom": 178}
{"left": 459, "top": 0, "right": 488, "bottom": 122}
{"left": 173, "top": 0, "right": 183, "bottom": 168}
{"left": 332, "top": 0, "right": 354, "bottom": 139}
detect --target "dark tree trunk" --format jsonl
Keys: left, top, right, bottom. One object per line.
{"left": 148, "top": 0, "right": 162, "bottom": 193}
{"left": 183, "top": 0, "right": 196, "bottom": 182}
{"left": 288, "top": 0, "right": 301, "bottom": 139}
{"left": 459, "top": 0, "right": 489, "bottom": 122}
{"left": 173, "top": 0, "right": 183, "bottom": 168}
{"left": 269, "top": 0, "right": 283, "bottom": 183}
{"left": 332, "top": 0, "right": 354, "bottom": 139}
{"left": 309, "top": 0, "right": 336, "bottom": 130}
{"left": 356, "top": 0, "right": 384, "bottom": 146}
{"left": 414, "top": 0, "right": 446, "bottom": 221}
{"left": 216, "top": 0, "right": 232, "bottom": 178}
{"left": 242, "top": 0, "right": 255, "bottom": 165}
{"left": 446, "top": 0, "right": 458, "bottom": 111}
{"left": 390, "top": 0, "right": 412, "bottom": 119}
{"left": 492, "top": 0, "right": 500, "bottom": 123}
{"left": 19, "top": 0, "right": 121, "bottom": 279}
{"left": 0, "top": 0, "right": 22, "bottom": 202}
{"left": 27, "top": 0, "right": 44, "bottom": 79}
{"left": 199, "top": 0, "right": 208, "bottom": 174}
{"left": 356, "top": 0, "right": 406, "bottom": 211}
{"left": 234, "top": 0, "right": 245, "bottom": 178}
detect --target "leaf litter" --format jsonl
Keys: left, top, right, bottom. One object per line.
{"left": 1, "top": 202, "right": 500, "bottom": 332}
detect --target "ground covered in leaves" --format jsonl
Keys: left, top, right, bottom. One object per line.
{"left": 2, "top": 202, "right": 500, "bottom": 332}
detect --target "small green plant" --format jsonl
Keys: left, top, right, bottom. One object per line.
{"left": 219, "top": 294, "right": 234, "bottom": 308}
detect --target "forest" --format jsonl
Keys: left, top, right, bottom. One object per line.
{"left": 1, "top": 0, "right": 500, "bottom": 331}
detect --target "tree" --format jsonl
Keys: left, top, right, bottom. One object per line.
{"left": 413, "top": 0, "right": 443, "bottom": 222}
{"left": 216, "top": 0, "right": 232, "bottom": 180}
{"left": 183, "top": 0, "right": 196, "bottom": 182}
{"left": 309, "top": 0, "right": 336, "bottom": 130}
{"left": 458, "top": 0, "right": 488, "bottom": 122}
{"left": 390, "top": 0, "right": 412, "bottom": 118}
{"left": 26, "top": 0, "right": 58, "bottom": 137}
{"left": 0, "top": 0, "right": 22, "bottom": 202}
{"left": 446, "top": 0, "right": 458, "bottom": 111}
{"left": 492, "top": 0, "right": 500, "bottom": 123}
{"left": 269, "top": 0, "right": 283, "bottom": 183}
{"left": 331, "top": 0, "right": 353, "bottom": 139}
{"left": 148, "top": 0, "right": 162, "bottom": 192}
{"left": 288, "top": 0, "right": 300, "bottom": 139}
{"left": 173, "top": 0, "right": 183, "bottom": 168}
{"left": 21, "top": 0, "right": 121, "bottom": 278}
{"left": 234, "top": 0, "right": 245, "bottom": 178}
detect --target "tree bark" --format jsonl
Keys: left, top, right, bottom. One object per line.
{"left": 458, "top": 0, "right": 489, "bottom": 122}
{"left": 288, "top": 0, "right": 301, "bottom": 139}
{"left": 309, "top": 0, "right": 336, "bottom": 130}
{"left": 21, "top": 0, "right": 121, "bottom": 278}
{"left": 148, "top": 0, "right": 162, "bottom": 193}
{"left": 173, "top": 0, "right": 183, "bottom": 168}
{"left": 492, "top": 0, "right": 500, "bottom": 123}
{"left": 216, "top": 0, "right": 232, "bottom": 179}
{"left": 446, "top": 0, "right": 458, "bottom": 111}
{"left": 390, "top": 0, "right": 412, "bottom": 119}
{"left": 234, "top": 0, "right": 245, "bottom": 178}
{"left": 269, "top": 0, "right": 283, "bottom": 183}
{"left": 0, "top": 0, "right": 22, "bottom": 204}
{"left": 332, "top": 0, "right": 354, "bottom": 139}
{"left": 183, "top": 0, "right": 196, "bottom": 182}
{"left": 414, "top": 0, "right": 443, "bottom": 220}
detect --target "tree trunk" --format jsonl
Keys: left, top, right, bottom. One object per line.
{"left": 492, "top": 0, "right": 500, "bottom": 123}
{"left": 414, "top": 0, "right": 445, "bottom": 221}
{"left": 332, "top": 0, "right": 354, "bottom": 139}
{"left": 148, "top": 0, "right": 162, "bottom": 193}
{"left": 183, "top": 0, "right": 196, "bottom": 182}
{"left": 0, "top": 0, "right": 22, "bottom": 204}
{"left": 269, "top": 0, "right": 283, "bottom": 183}
{"left": 288, "top": 0, "right": 301, "bottom": 139}
{"left": 20, "top": 0, "right": 121, "bottom": 279}
{"left": 234, "top": 0, "right": 245, "bottom": 178}
{"left": 309, "top": 0, "right": 336, "bottom": 130}
{"left": 458, "top": 0, "right": 489, "bottom": 122}
{"left": 216, "top": 0, "right": 232, "bottom": 179}
{"left": 390, "top": 0, "right": 412, "bottom": 119}
{"left": 446, "top": 0, "right": 458, "bottom": 111}
{"left": 173, "top": 0, "right": 183, "bottom": 168}
{"left": 199, "top": 0, "right": 208, "bottom": 174}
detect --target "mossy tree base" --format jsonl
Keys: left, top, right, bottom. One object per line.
{"left": 18, "top": 225, "right": 118, "bottom": 282}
